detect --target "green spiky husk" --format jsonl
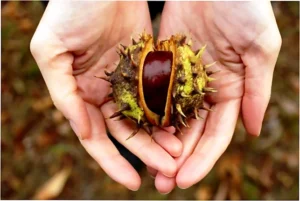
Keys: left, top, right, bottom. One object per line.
{"left": 106, "top": 33, "right": 216, "bottom": 137}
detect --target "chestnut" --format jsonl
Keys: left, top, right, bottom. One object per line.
{"left": 101, "top": 33, "right": 217, "bottom": 139}
{"left": 142, "top": 51, "right": 172, "bottom": 116}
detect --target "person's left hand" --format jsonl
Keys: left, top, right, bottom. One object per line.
{"left": 30, "top": 1, "right": 182, "bottom": 191}
{"left": 147, "top": 1, "right": 282, "bottom": 193}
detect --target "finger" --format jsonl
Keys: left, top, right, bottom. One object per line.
{"left": 176, "top": 99, "right": 241, "bottom": 189}
{"left": 241, "top": 21, "right": 281, "bottom": 136}
{"left": 101, "top": 101, "right": 177, "bottom": 177}
{"left": 152, "top": 127, "right": 183, "bottom": 157}
{"left": 155, "top": 172, "right": 176, "bottom": 194}
{"left": 80, "top": 103, "right": 141, "bottom": 191}
{"left": 158, "top": 1, "right": 188, "bottom": 40}
{"left": 160, "top": 126, "right": 176, "bottom": 134}
{"left": 147, "top": 166, "right": 158, "bottom": 178}
{"left": 30, "top": 23, "right": 90, "bottom": 140}
{"left": 154, "top": 109, "right": 209, "bottom": 193}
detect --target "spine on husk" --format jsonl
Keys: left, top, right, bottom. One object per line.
{"left": 102, "top": 33, "right": 217, "bottom": 139}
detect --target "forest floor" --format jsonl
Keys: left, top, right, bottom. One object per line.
{"left": 1, "top": 1, "right": 299, "bottom": 200}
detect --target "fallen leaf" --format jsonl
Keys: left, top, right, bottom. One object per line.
{"left": 57, "top": 122, "right": 71, "bottom": 136}
{"left": 36, "top": 131, "right": 58, "bottom": 148}
{"left": 245, "top": 164, "right": 260, "bottom": 183}
{"left": 213, "top": 180, "right": 229, "bottom": 200}
{"left": 104, "top": 178, "right": 128, "bottom": 193}
{"left": 1, "top": 110, "right": 10, "bottom": 123}
{"left": 229, "top": 188, "right": 241, "bottom": 200}
{"left": 12, "top": 78, "right": 26, "bottom": 94}
{"left": 259, "top": 158, "right": 273, "bottom": 189}
{"left": 2, "top": 2, "right": 19, "bottom": 19}
{"left": 286, "top": 153, "right": 299, "bottom": 170}
{"left": 33, "top": 167, "right": 72, "bottom": 200}
{"left": 289, "top": 74, "right": 299, "bottom": 92}
{"left": 52, "top": 110, "right": 64, "bottom": 123}
{"left": 276, "top": 171, "right": 294, "bottom": 188}
{"left": 19, "top": 18, "right": 33, "bottom": 32}
{"left": 217, "top": 154, "right": 242, "bottom": 186}
{"left": 194, "top": 184, "right": 212, "bottom": 200}
{"left": 32, "top": 96, "right": 53, "bottom": 112}
{"left": 277, "top": 96, "right": 298, "bottom": 116}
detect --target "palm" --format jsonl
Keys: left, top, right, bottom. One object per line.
{"left": 50, "top": 2, "right": 152, "bottom": 106}
{"left": 153, "top": 1, "right": 281, "bottom": 192}
{"left": 32, "top": 1, "right": 182, "bottom": 191}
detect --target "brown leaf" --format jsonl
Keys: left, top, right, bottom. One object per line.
{"left": 52, "top": 110, "right": 64, "bottom": 123}
{"left": 259, "top": 158, "right": 273, "bottom": 189}
{"left": 213, "top": 180, "right": 229, "bottom": 200}
{"left": 217, "top": 154, "right": 242, "bottom": 186}
{"left": 1, "top": 111, "right": 10, "bottom": 123}
{"left": 36, "top": 131, "right": 58, "bottom": 148}
{"left": 2, "top": 2, "right": 19, "bottom": 19}
{"left": 289, "top": 74, "right": 299, "bottom": 92}
{"left": 276, "top": 171, "right": 294, "bottom": 188}
{"left": 2, "top": 1, "right": 26, "bottom": 20}
{"left": 194, "top": 184, "right": 212, "bottom": 200}
{"left": 32, "top": 96, "right": 53, "bottom": 112}
{"left": 277, "top": 96, "right": 298, "bottom": 116}
{"left": 245, "top": 164, "right": 259, "bottom": 182}
{"left": 18, "top": 18, "right": 33, "bottom": 32}
{"left": 229, "top": 188, "right": 241, "bottom": 200}
{"left": 32, "top": 167, "right": 72, "bottom": 200}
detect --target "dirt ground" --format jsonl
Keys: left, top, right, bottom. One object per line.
{"left": 1, "top": 1, "right": 299, "bottom": 200}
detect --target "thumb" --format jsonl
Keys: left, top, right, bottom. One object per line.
{"left": 30, "top": 23, "right": 91, "bottom": 140}
{"left": 241, "top": 26, "right": 281, "bottom": 136}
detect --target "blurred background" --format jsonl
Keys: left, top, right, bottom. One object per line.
{"left": 1, "top": 1, "right": 299, "bottom": 200}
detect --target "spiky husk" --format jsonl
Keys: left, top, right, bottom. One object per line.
{"left": 103, "top": 33, "right": 216, "bottom": 139}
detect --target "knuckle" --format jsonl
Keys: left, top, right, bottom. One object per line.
{"left": 30, "top": 31, "right": 47, "bottom": 59}
{"left": 275, "top": 30, "right": 282, "bottom": 51}
{"left": 29, "top": 35, "right": 40, "bottom": 58}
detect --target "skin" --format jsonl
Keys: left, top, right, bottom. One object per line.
{"left": 150, "top": 1, "right": 282, "bottom": 193}
{"left": 31, "top": 1, "right": 281, "bottom": 193}
{"left": 30, "top": 1, "right": 182, "bottom": 191}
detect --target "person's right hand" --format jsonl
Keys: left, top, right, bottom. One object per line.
{"left": 30, "top": 1, "right": 182, "bottom": 191}
{"left": 150, "top": 1, "right": 282, "bottom": 193}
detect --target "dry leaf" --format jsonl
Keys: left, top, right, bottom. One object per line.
{"left": 2, "top": 2, "right": 19, "bottom": 19}
{"left": 259, "top": 158, "right": 273, "bottom": 189}
{"left": 36, "top": 131, "right": 57, "bottom": 148}
{"left": 214, "top": 180, "right": 229, "bottom": 200}
{"left": 33, "top": 167, "right": 72, "bottom": 200}
{"left": 1, "top": 111, "right": 10, "bottom": 123}
{"left": 245, "top": 164, "right": 259, "bottom": 182}
{"left": 194, "top": 184, "right": 212, "bottom": 200}
{"left": 289, "top": 74, "right": 299, "bottom": 92}
{"left": 52, "top": 110, "right": 64, "bottom": 123}
{"left": 32, "top": 96, "right": 53, "bottom": 112}
{"left": 19, "top": 18, "right": 33, "bottom": 32}
{"left": 229, "top": 188, "right": 241, "bottom": 200}
{"left": 217, "top": 154, "right": 242, "bottom": 186}
{"left": 276, "top": 171, "right": 294, "bottom": 188}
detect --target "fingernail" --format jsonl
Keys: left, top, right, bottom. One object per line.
{"left": 162, "top": 166, "right": 177, "bottom": 178}
{"left": 160, "top": 191, "right": 171, "bottom": 195}
{"left": 162, "top": 172, "right": 176, "bottom": 178}
{"left": 257, "top": 125, "right": 262, "bottom": 136}
{"left": 178, "top": 185, "right": 189, "bottom": 190}
{"left": 128, "top": 186, "right": 139, "bottom": 192}
{"left": 178, "top": 183, "right": 192, "bottom": 190}
{"left": 69, "top": 120, "right": 83, "bottom": 140}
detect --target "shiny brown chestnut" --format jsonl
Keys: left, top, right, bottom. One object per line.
{"left": 142, "top": 51, "right": 173, "bottom": 116}
{"left": 138, "top": 37, "right": 176, "bottom": 127}
{"left": 100, "top": 33, "right": 217, "bottom": 139}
